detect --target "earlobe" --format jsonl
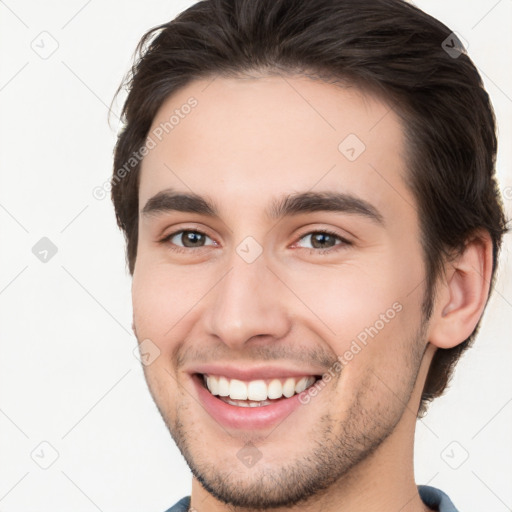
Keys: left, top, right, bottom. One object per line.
{"left": 428, "top": 231, "right": 493, "bottom": 349}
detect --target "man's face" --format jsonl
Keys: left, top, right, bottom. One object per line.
{"left": 133, "top": 75, "right": 430, "bottom": 508}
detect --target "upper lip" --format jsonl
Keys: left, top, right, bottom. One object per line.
{"left": 189, "top": 364, "right": 323, "bottom": 381}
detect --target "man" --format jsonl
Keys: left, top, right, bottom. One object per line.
{"left": 111, "top": 0, "right": 507, "bottom": 511}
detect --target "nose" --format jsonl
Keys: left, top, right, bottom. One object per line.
{"left": 201, "top": 249, "right": 292, "bottom": 350}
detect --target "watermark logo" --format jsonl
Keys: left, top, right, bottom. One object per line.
{"left": 31, "top": 31, "right": 59, "bottom": 60}
{"left": 30, "top": 441, "right": 59, "bottom": 469}
{"left": 133, "top": 338, "right": 161, "bottom": 366}
{"left": 298, "top": 301, "right": 403, "bottom": 405}
{"left": 338, "top": 133, "right": 366, "bottom": 162}
{"left": 236, "top": 441, "right": 263, "bottom": 468}
{"left": 236, "top": 236, "right": 263, "bottom": 264}
{"left": 440, "top": 441, "right": 469, "bottom": 470}
{"left": 32, "top": 237, "right": 58, "bottom": 263}
{"left": 93, "top": 97, "right": 198, "bottom": 200}
{"left": 441, "top": 32, "right": 468, "bottom": 59}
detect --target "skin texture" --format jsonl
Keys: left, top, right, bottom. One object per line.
{"left": 132, "top": 75, "right": 492, "bottom": 512}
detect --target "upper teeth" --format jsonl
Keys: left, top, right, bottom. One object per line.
{"left": 204, "top": 375, "right": 317, "bottom": 401}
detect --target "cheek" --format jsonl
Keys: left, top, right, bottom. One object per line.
{"left": 284, "top": 254, "right": 424, "bottom": 373}
{"left": 283, "top": 258, "right": 407, "bottom": 338}
{"left": 132, "top": 256, "right": 225, "bottom": 361}
{"left": 132, "top": 263, "right": 197, "bottom": 343}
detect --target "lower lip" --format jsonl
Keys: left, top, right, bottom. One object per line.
{"left": 192, "top": 374, "right": 310, "bottom": 430}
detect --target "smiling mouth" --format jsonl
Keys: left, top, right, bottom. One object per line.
{"left": 196, "top": 373, "right": 322, "bottom": 407}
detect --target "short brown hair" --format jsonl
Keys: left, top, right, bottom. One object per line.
{"left": 112, "top": 0, "right": 508, "bottom": 415}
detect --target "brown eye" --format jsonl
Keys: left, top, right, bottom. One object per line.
{"left": 180, "top": 231, "right": 206, "bottom": 247}
{"left": 309, "top": 232, "right": 338, "bottom": 249}
{"left": 295, "top": 230, "right": 351, "bottom": 254}
{"left": 165, "top": 230, "right": 215, "bottom": 249}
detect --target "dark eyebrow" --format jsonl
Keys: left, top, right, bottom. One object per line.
{"left": 141, "top": 188, "right": 384, "bottom": 226}
{"left": 141, "top": 188, "right": 219, "bottom": 217}
{"left": 268, "top": 191, "right": 384, "bottom": 225}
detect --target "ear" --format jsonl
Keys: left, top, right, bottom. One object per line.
{"left": 427, "top": 230, "right": 494, "bottom": 349}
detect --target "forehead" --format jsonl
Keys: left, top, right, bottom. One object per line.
{"left": 139, "top": 75, "right": 413, "bottom": 223}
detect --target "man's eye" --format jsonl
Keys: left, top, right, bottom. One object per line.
{"left": 295, "top": 230, "right": 350, "bottom": 252}
{"left": 163, "top": 230, "right": 216, "bottom": 249}
{"left": 160, "top": 229, "right": 350, "bottom": 254}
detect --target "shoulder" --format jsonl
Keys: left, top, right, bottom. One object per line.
{"left": 162, "top": 495, "right": 191, "bottom": 512}
{"left": 418, "top": 485, "right": 460, "bottom": 512}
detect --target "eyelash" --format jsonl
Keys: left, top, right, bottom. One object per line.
{"left": 159, "top": 228, "right": 351, "bottom": 255}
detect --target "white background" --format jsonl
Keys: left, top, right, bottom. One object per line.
{"left": 0, "top": 1, "right": 511, "bottom": 511}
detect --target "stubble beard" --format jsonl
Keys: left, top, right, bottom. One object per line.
{"left": 144, "top": 321, "right": 428, "bottom": 510}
